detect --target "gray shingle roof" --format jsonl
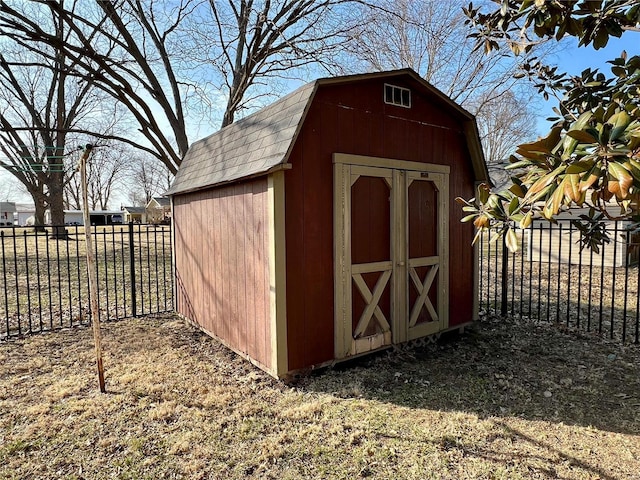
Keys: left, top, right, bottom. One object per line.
{"left": 167, "top": 81, "right": 316, "bottom": 196}
{"left": 123, "top": 206, "right": 146, "bottom": 214}
{"left": 152, "top": 197, "right": 171, "bottom": 207}
{"left": 167, "top": 69, "right": 489, "bottom": 196}
{"left": 0, "top": 202, "right": 16, "bottom": 212}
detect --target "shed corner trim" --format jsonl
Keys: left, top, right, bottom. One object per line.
{"left": 268, "top": 170, "right": 289, "bottom": 377}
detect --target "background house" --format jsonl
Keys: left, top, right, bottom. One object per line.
{"left": 44, "top": 209, "right": 123, "bottom": 226}
{"left": 527, "top": 209, "right": 637, "bottom": 267}
{"left": 0, "top": 202, "right": 16, "bottom": 226}
{"left": 168, "top": 69, "right": 488, "bottom": 378}
{"left": 122, "top": 206, "right": 147, "bottom": 224}
{"left": 146, "top": 197, "right": 171, "bottom": 224}
{"left": 15, "top": 204, "right": 35, "bottom": 226}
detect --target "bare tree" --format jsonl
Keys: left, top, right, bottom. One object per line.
{"left": 345, "top": 0, "right": 551, "bottom": 168}
{"left": 125, "top": 153, "right": 173, "bottom": 207}
{"left": 469, "top": 89, "right": 539, "bottom": 186}
{"left": 64, "top": 142, "right": 130, "bottom": 210}
{"left": 0, "top": 172, "right": 25, "bottom": 201}
{"left": 0, "top": 0, "right": 194, "bottom": 173}
{"left": 1, "top": 0, "right": 362, "bottom": 174}
{"left": 182, "top": 0, "right": 361, "bottom": 127}
{"left": 0, "top": 1, "right": 113, "bottom": 234}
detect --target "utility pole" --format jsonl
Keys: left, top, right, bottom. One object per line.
{"left": 79, "top": 144, "right": 106, "bottom": 393}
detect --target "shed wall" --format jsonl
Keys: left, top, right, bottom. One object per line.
{"left": 284, "top": 78, "right": 477, "bottom": 371}
{"left": 173, "top": 178, "right": 272, "bottom": 370}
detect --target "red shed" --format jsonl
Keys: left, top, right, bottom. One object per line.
{"left": 168, "top": 69, "right": 488, "bottom": 378}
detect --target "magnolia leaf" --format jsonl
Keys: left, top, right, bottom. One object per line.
{"left": 608, "top": 162, "right": 633, "bottom": 197}
{"left": 566, "top": 160, "right": 593, "bottom": 174}
{"left": 519, "top": 212, "right": 533, "bottom": 229}
{"left": 472, "top": 228, "right": 483, "bottom": 246}
{"left": 509, "top": 183, "right": 526, "bottom": 198}
{"left": 579, "top": 166, "right": 601, "bottom": 191}
{"left": 620, "top": 199, "right": 632, "bottom": 213}
{"left": 508, "top": 196, "right": 520, "bottom": 215}
{"left": 489, "top": 230, "right": 503, "bottom": 244}
{"left": 563, "top": 174, "right": 581, "bottom": 202}
{"left": 610, "top": 111, "right": 631, "bottom": 141}
{"left": 505, "top": 228, "right": 519, "bottom": 253}
{"left": 527, "top": 183, "right": 555, "bottom": 205}
{"left": 542, "top": 204, "right": 554, "bottom": 220}
{"left": 566, "top": 129, "right": 599, "bottom": 144}
{"left": 526, "top": 165, "right": 565, "bottom": 197}
{"left": 477, "top": 183, "right": 490, "bottom": 204}
{"left": 474, "top": 214, "right": 490, "bottom": 228}
{"left": 518, "top": 127, "right": 562, "bottom": 155}
{"left": 505, "top": 159, "right": 534, "bottom": 170}
{"left": 547, "top": 183, "right": 565, "bottom": 216}
{"left": 562, "top": 112, "right": 595, "bottom": 157}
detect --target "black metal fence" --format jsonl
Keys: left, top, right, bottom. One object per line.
{"left": 479, "top": 219, "right": 640, "bottom": 344}
{"left": 0, "top": 223, "right": 172, "bottom": 340}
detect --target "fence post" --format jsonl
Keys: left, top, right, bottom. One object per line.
{"left": 128, "top": 221, "right": 137, "bottom": 317}
{"left": 501, "top": 232, "right": 509, "bottom": 316}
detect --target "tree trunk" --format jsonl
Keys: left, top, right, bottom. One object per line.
{"left": 31, "top": 191, "right": 47, "bottom": 232}
{"left": 48, "top": 170, "right": 68, "bottom": 239}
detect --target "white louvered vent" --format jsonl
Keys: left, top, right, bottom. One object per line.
{"left": 384, "top": 84, "right": 411, "bottom": 108}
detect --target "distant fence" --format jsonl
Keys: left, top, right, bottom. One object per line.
{"left": 479, "top": 220, "right": 640, "bottom": 344}
{"left": 0, "top": 223, "right": 172, "bottom": 340}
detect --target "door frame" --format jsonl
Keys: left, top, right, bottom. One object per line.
{"left": 333, "top": 153, "right": 450, "bottom": 359}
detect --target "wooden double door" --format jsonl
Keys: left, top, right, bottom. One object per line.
{"left": 334, "top": 154, "right": 449, "bottom": 358}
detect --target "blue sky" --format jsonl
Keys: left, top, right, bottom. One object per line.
{"left": 536, "top": 31, "right": 640, "bottom": 132}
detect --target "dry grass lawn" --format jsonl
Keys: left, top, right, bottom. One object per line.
{"left": 1, "top": 314, "right": 639, "bottom": 479}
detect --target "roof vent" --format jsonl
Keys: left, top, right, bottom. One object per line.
{"left": 384, "top": 84, "right": 411, "bottom": 108}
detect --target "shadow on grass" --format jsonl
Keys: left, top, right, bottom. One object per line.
{"left": 499, "top": 299, "right": 640, "bottom": 345}
{"left": 298, "top": 316, "right": 640, "bottom": 438}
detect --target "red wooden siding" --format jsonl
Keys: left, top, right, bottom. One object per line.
{"left": 173, "top": 178, "right": 272, "bottom": 370}
{"left": 285, "top": 77, "right": 477, "bottom": 370}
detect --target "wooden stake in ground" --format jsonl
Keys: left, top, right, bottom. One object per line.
{"left": 79, "top": 144, "right": 106, "bottom": 393}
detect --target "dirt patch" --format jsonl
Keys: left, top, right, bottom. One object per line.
{"left": 0, "top": 314, "right": 639, "bottom": 479}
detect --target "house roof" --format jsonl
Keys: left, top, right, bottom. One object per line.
{"left": 149, "top": 197, "right": 171, "bottom": 207}
{"left": 0, "top": 202, "right": 16, "bottom": 212}
{"left": 167, "top": 69, "right": 489, "bottom": 196}
{"left": 15, "top": 203, "right": 34, "bottom": 213}
{"left": 123, "top": 206, "right": 146, "bottom": 214}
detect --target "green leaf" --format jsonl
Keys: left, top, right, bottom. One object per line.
{"left": 506, "top": 160, "right": 534, "bottom": 170}
{"left": 477, "top": 183, "right": 490, "bottom": 204}
{"left": 566, "top": 130, "right": 599, "bottom": 143}
{"left": 508, "top": 196, "right": 520, "bottom": 215}
{"left": 509, "top": 183, "right": 526, "bottom": 198}
{"left": 610, "top": 111, "right": 631, "bottom": 141}
{"left": 579, "top": 166, "right": 601, "bottom": 192}
{"left": 566, "top": 160, "right": 594, "bottom": 174}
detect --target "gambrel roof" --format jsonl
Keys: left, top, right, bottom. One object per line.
{"left": 168, "top": 69, "right": 489, "bottom": 196}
